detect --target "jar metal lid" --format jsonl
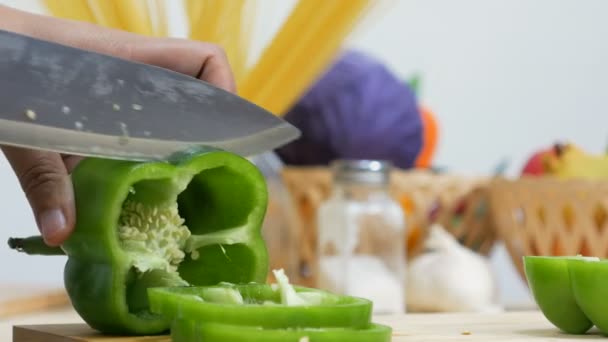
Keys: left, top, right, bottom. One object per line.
{"left": 331, "top": 159, "right": 392, "bottom": 184}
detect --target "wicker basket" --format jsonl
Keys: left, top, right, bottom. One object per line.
{"left": 271, "top": 166, "right": 496, "bottom": 287}
{"left": 488, "top": 177, "right": 608, "bottom": 281}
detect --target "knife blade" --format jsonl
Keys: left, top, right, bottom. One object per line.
{"left": 0, "top": 30, "right": 300, "bottom": 161}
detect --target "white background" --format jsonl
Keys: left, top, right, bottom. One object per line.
{"left": 1, "top": 0, "right": 607, "bottom": 309}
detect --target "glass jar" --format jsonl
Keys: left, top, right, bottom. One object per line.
{"left": 316, "top": 159, "right": 406, "bottom": 314}
{"left": 249, "top": 152, "right": 299, "bottom": 282}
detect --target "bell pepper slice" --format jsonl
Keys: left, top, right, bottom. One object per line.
{"left": 523, "top": 255, "right": 596, "bottom": 334}
{"left": 170, "top": 319, "right": 392, "bottom": 342}
{"left": 568, "top": 258, "right": 608, "bottom": 334}
{"left": 147, "top": 282, "right": 373, "bottom": 329}
{"left": 8, "top": 147, "right": 269, "bottom": 335}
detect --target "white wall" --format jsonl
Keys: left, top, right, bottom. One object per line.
{"left": 346, "top": 0, "right": 608, "bottom": 177}
{"left": 1, "top": 0, "right": 607, "bottom": 308}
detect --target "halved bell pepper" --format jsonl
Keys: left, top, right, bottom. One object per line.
{"left": 8, "top": 147, "right": 269, "bottom": 335}
{"left": 568, "top": 258, "right": 608, "bottom": 334}
{"left": 523, "top": 255, "right": 596, "bottom": 334}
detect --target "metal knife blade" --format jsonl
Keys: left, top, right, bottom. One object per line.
{"left": 0, "top": 30, "right": 300, "bottom": 161}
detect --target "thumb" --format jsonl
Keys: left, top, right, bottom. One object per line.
{"left": 2, "top": 147, "right": 75, "bottom": 246}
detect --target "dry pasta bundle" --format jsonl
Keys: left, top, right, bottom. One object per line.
{"left": 39, "top": 0, "right": 381, "bottom": 116}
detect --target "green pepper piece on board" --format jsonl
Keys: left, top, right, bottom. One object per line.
{"left": 568, "top": 258, "right": 608, "bottom": 334}
{"left": 170, "top": 319, "right": 393, "bottom": 342}
{"left": 147, "top": 283, "right": 373, "bottom": 330}
{"left": 523, "top": 256, "right": 595, "bottom": 334}
{"left": 8, "top": 147, "right": 269, "bottom": 335}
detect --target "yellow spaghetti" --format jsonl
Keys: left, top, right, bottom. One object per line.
{"left": 187, "top": 0, "right": 254, "bottom": 85}
{"left": 149, "top": 0, "right": 169, "bottom": 37}
{"left": 240, "top": 0, "right": 373, "bottom": 114}
{"left": 43, "top": 0, "right": 95, "bottom": 22}
{"left": 185, "top": 0, "right": 204, "bottom": 30}
{"left": 38, "top": 0, "right": 379, "bottom": 116}
{"left": 113, "top": 0, "right": 154, "bottom": 36}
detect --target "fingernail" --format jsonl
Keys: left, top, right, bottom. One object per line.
{"left": 39, "top": 209, "right": 66, "bottom": 240}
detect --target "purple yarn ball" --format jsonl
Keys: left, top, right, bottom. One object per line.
{"left": 276, "top": 50, "right": 423, "bottom": 170}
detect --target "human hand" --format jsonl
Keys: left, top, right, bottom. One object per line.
{"left": 0, "top": 5, "right": 236, "bottom": 246}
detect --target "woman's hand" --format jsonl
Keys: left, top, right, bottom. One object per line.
{"left": 0, "top": 5, "right": 236, "bottom": 246}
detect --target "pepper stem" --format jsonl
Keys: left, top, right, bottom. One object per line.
{"left": 7, "top": 235, "right": 65, "bottom": 256}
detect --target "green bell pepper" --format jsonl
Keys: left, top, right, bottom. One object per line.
{"left": 170, "top": 319, "right": 392, "bottom": 342}
{"left": 8, "top": 147, "right": 269, "bottom": 335}
{"left": 147, "top": 281, "right": 392, "bottom": 342}
{"left": 147, "top": 283, "right": 373, "bottom": 329}
{"left": 568, "top": 258, "right": 608, "bottom": 334}
{"left": 523, "top": 255, "right": 596, "bottom": 334}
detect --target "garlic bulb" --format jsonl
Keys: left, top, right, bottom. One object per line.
{"left": 406, "top": 224, "right": 502, "bottom": 313}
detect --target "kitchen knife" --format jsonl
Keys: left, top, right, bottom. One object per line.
{"left": 0, "top": 29, "right": 300, "bottom": 161}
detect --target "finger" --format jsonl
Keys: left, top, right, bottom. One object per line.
{"left": 194, "top": 44, "right": 237, "bottom": 93}
{"left": 129, "top": 39, "right": 237, "bottom": 93}
{"left": 61, "top": 154, "right": 83, "bottom": 173}
{"left": 1, "top": 9, "right": 237, "bottom": 93}
{"left": 2, "top": 146, "right": 75, "bottom": 246}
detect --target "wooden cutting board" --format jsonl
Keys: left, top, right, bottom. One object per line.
{"left": 10, "top": 311, "right": 607, "bottom": 341}
{"left": 13, "top": 325, "right": 169, "bottom": 342}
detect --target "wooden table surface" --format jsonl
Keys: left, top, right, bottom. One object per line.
{"left": 0, "top": 285, "right": 70, "bottom": 318}
{"left": 2, "top": 308, "right": 607, "bottom": 341}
